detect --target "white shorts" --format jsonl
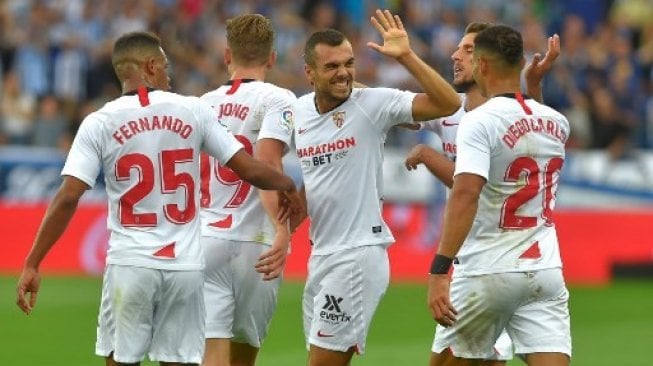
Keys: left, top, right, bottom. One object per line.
{"left": 432, "top": 268, "right": 571, "bottom": 359}
{"left": 303, "top": 245, "right": 389, "bottom": 354}
{"left": 96, "top": 264, "right": 205, "bottom": 364}
{"left": 203, "top": 237, "right": 281, "bottom": 347}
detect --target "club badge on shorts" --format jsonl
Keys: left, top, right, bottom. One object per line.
{"left": 332, "top": 111, "right": 345, "bottom": 128}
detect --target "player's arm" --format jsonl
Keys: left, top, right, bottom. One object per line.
{"left": 524, "top": 34, "right": 560, "bottom": 103}
{"left": 226, "top": 150, "right": 295, "bottom": 193}
{"left": 405, "top": 144, "right": 454, "bottom": 188}
{"left": 367, "top": 9, "right": 460, "bottom": 121}
{"left": 427, "top": 173, "right": 485, "bottom": 327}
{"left": 17, "top": 176, "right": 88, "bottom": 314}
{"left": 253, "top": 138, "right": 291, "bottom": 281}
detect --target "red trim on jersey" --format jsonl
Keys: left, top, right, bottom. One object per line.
{"left": 519, "top": 241, "right": 541, "bottom": 259}
{"left": 208, "top": 214, "right": 233, "bottom": 228}
{"left": 153, "top": 242, "right": 176, "bottom": 258}
{"left": 137, "top": 86, "right": 150, "bottom": 106}
{"left": 226, "top": 79, "right": 243, "bottom": 95}
{"left": 515, "top": 92, "right": 532, "bottom": 115}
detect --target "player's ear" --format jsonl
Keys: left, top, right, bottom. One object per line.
{"left": 304, "top": 64, "right": 314, "bottom": 85}
{"left": 224, "top": 48, "right": 232, "bottom": 67}
{"left": 267, "top": 50, "right": 277, "bottom": 69}
{"left": 145, "top": 57, "right": 156, "bottom": 75}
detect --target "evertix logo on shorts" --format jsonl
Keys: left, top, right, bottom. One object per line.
{"left": 320, "top": 294, "right": 351, "bottom": 324}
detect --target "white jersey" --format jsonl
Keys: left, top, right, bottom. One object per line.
{"left": 295, "top": 88, "right": 416, "bottom": 255}
{"left": 62, "top": 88, "right": 243, "bottom": 270}
{"left": 420, "top": 93, "right": 466, "bottom": 161}
{"left": 199, "top": 80, "right": 295, "bottom": 244}
{"left": 454, "top": 94, "right": 569, "bottom": 276}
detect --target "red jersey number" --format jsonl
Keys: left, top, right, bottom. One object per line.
{"left": 500, "top": 156, "right": 563, "bottom": 229}
{"left": 116, "top": 148, "right": 196, "bottom": 227}
{"left": 200, "top": 135, "right": 254, "bottom": 209}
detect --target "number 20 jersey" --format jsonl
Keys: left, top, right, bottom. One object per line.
{"left": 199, "top": 80, "right": 296, "bottom": 244}
{"left": 453, "top": 95, "right": 570, "bottom": 276}
{"left": 61, "top": 90, "right": 243, "bottom": 270}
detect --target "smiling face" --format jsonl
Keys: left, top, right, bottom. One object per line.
{"left": 305, "top": 40, "right": 355, "bottom": 112}
{"left": 450, "top": 32, "right": 477, "bottom": 93}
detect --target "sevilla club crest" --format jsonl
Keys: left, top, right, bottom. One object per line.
{"left": 332, "top": 111, "right": 345, "bottom": 128}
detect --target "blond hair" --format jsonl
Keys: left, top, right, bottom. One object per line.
{"left": 226, "top": 14, "right": 274, "bottom": 66}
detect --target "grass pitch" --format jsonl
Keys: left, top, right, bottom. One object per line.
{"left": 1, "top": 276, "right": 651, "bottom": 365}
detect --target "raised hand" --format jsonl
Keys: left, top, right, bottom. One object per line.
{"left": 367, "top": 9, "right": 411, "bottom": 59}
{"left": 524, "top": 34, "right": 560, "bottom": 87}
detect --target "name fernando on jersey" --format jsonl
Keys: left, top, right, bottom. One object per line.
{"left": 112, "top": 115, "right": 193, "bottom": 144}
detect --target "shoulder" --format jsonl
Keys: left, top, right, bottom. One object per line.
{"left": 296, "top": 92, "right": 315, "bottom": 108}
{"left": 257, "top": 83, "right": 297, "bottom": 108}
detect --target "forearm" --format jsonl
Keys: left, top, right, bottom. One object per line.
{"left": 25, "top": 194, "right": 79, "bottom": 269}
{"left": 397, "top": 51, "right": 460, "bottom": 118}
{"left": 259, "top": 188, "right": 290, "bottom": 238}
{"left": 417, "top": 147, "right": 455, "bottom": 188}
{"left": 525, "top": 82, "right": 543, "bottom": 103}
{"left": 436, "top": 189, "right": 478, "bottom": 258}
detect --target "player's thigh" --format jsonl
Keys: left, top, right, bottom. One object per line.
{"left": 96, "top": 265, "right": 160, "bottom": 364}
{"left": 507, "top": 268, "right": 571, "bottom": 359}
{"left": 304, "top": 245, "right": 389, "bottom": 354}
{"left": 232, "top": 242, "right": 282, "bottom": 347}
{"left": 432, "top": 273, "right": 525, "bottom": 360}
{"left": 203, "top": 237, "right": 237, "bottom": 339}
{"left": 148, "top": 270, "right": 205, "bottom": 364}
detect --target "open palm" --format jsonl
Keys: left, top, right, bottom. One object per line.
{"left": 367, "top": 9, "right": 410, "bottom": 59}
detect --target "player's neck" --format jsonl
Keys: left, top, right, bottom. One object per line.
{"left": 464, "top": 87, "right": 486, "bottom": 111}
{"left": 485, "top": 76, "right": 521, "bottom": 99}
{"left": 230, "top": 67, "right": 267, "bottom": 82}
{"left": 121, "top": 79, "right": 151, "bottom": 95}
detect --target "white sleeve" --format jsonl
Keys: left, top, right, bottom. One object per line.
{"left": 258, "top": 90, "right": 296, "bottom": 147}
{"left": 454, "top": 111, "right": 491, "bottom": 180}
{"left": 61, "top": 115, "right": 103, "bottom": 187}
{"left": 420, "top": 118, "right": 443, "bottom": 136}
{"left": 358, "top": 88, "right": 416, "bottom": 131}
{"left": 197, "top": 101, "right": 244, "bottom": 165}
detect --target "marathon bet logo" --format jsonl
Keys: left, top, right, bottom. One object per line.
{"left": 320, "top": 294, "right": 351, "bottom": 324}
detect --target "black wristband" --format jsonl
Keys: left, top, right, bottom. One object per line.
{"left": 429, "top": 254, "right": 453, "bottom": 274}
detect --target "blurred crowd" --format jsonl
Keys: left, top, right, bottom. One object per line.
{"left": 0, "top": 0, "right": 652, "bottom": 158}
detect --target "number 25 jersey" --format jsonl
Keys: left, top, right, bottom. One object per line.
{"left": 61, "top": 89, "right": 243, "bottom": 270}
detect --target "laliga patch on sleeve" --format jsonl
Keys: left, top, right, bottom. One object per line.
{"left": 279, "top": 108, "right": 293, "bottom": 133}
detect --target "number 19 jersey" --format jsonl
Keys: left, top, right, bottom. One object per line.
{"left": 199, "top": 80, "right": 296, "bottom": 244}
{"left": 61, "top": 89, "right": 243, "bottom": 270}
{"left": 454, "top": 94, "right": 570, "bottom": 276}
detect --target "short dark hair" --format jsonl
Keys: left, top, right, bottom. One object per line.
{"left": 303, "top": 29, "right": 347, "bottom": 66}
{"left": 112, "top": 32, "right": 162, "bottom": 66}
{"left": 474, "top": 25, "right": 523, "bottom": 66}
{"left": 464, "top": 22, "right": 492, "bottom": 35}
{"left": 227, "top": 14, "right": 274, "bottom": 66}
